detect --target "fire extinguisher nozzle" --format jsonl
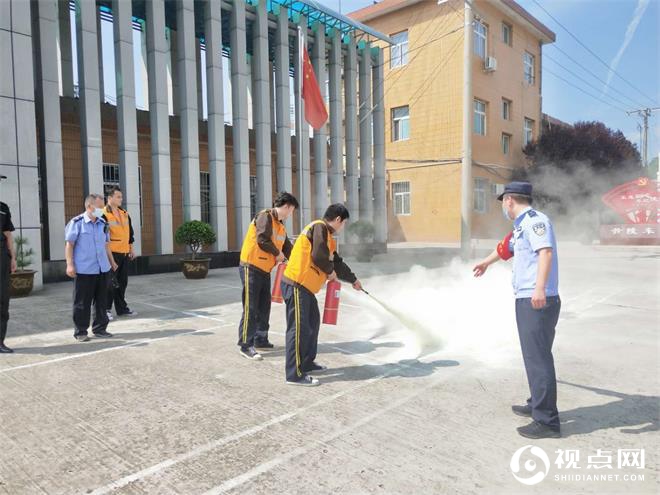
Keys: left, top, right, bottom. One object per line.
{"left": 361, "top": 288, "right": 370, "bottom": 295}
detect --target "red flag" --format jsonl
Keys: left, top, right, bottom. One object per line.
{"left": 302, "top": 48, "right": 328, "bottom": 130}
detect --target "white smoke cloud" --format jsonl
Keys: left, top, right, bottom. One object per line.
{"left": 602, "top": 0, "right": 650, "bottom": 97}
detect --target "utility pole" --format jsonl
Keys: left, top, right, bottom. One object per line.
{"left": 460, "top": 0, "right": 473, "bottom": 260}
{"left": 627, "top": 107, "right": 660, "bottom": 167}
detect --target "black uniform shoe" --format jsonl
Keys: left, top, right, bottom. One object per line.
{"left": 303, "top": 362, "right": 327, "bottom": 372}
{"left": 93, "top": 331, "right": 114, "bottom": 338}
{"left": 512, "top": 404, "right": 532, "bottom": 417}
{"left": 117, "top": 309, "right": 137, "bottom": 317}
{"left": 0, "top": 344, "right": 14, "bottom": 353}
{"left": 286, "top": 374, "right": 320, "bottom": 387}
{"left": 517, "top": 420, "right": 561, "bottom": 439}
{"left": 75, "top": 335, "right": 90, "bottom": 342}
{"left": 239, "top": 346, "right": 263, "bottom": 361}
{"left": 254, "top": 339, "right": 275, "bottom": 349}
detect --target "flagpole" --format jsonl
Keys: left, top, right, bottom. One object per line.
{"left": 296, "top": 25, "right": 304, "bottom": 230}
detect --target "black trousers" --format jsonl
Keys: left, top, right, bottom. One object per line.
{"left": 515, "top": 296, "right": 561, "bottom": 428}
{"left": 0, "top": 249, "right": 10, "bottom": 344}
{"left": 73, "top": 272, "right": 110, "bottom": 337}
{"left": 283, "top": 282, "right": 320, "bottom": 382}
{"left": 237, "top": 265, "right": 271, "bottom": 348}
{"left": 107, "top": 252, "right": 129, "bottom": 314}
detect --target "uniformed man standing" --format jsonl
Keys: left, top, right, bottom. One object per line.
{"left": 65, "top": 194, "right": 118, "bottom": 342}
{"left": 0, "top": 175, "right": 17, "bottom": 353}
{"left": 103, "top": 186, "right": 137, "bottom": 318}
{"left": 473, "top": 181, "right": 561, "bottom": 439}
{"left": 237, "top": 192, "right": 298, "bottom": 360}
{"left": 282, "top": 204, "right": 362, "bottom": 386}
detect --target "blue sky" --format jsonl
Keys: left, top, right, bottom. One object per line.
{"left": 330, "top": 0, "right": 660, "bottom": 164}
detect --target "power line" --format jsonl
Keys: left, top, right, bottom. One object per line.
{"left": 544, "top": 50, "right": 645, "bottom": 109}
{"left": 543, "top": 55, "right": 635, "bottom": 111}
{"left": 543, "top": 67, "right": 628, "bottom": 113}
{"left": 529, "top": 0, "right": 657, "bottom": 105}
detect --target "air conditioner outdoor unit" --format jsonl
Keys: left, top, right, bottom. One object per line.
{"left": 484, "top": 56, "right": 497, "bottom": 71}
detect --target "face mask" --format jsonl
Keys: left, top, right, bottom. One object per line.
{"left": 93, "top": 208, "right": 104, "bottom": 218}
{"left": 502, "top": 203, "right": 511, "bottom": 221}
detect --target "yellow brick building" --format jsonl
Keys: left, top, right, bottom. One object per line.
{"left": 350, "top": 0, "right": 555, "bottom": 241}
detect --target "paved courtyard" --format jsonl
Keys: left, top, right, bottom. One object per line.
{"left": 0, "top": 243, "right": 658, "bottom": 494}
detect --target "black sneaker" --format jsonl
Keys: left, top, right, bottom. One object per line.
{"left": 75, "top": 335, "right": 90, "bottom": 342}
{"left": 239, "top": 346, "right": 263, "bottom": 361}
{"left": 286, "top": 374, "right": 320, "bottom": 387}
{"left": 512, "top": 404, "right": 532, "bottom": 418}
{"left": 517, "top": 420, "right": 561, "bottom": 439}
{"left": 0, "top": 344, "right": 14, "bottom": 353}
{"left": 118, "top": 309, "right": 137, "bottom": 317}
{"left": 254, "top": 339, "right": 275, "bottom": 349}
{"left": 94, "top": 331, "right": 114, "bottom": 338}
{"left": 303, "top": 362, "right": 328, "bottom": 372}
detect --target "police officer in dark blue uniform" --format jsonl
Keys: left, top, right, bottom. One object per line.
{"left": 0, "top": 175, "right": 17, "bottom": 353}
{"left": 64, "top": 194, "right": 118, "bottom": 342}
{"left": 473, "top": 181, "right": 561, "bottom": 439}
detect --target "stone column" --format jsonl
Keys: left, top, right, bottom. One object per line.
{"left": 58, "top": 0, "right": 74, "bottom": 97}
{"left": 113, "top": 0, "right": 142, "bottom": 255}
{"left": 146, "top": 0, "right": 173, "bottom": 254}
{"left": 176, "top": 0, "right": 201, "bottom": 221}
{"left": 204, "top": 0, "right": 228, "bottom": 251}
{"left": 96, "top": 7, "right": 104, "bottom": 103}
{"left": 35, "top": 0, "right": 66, "bottom": 260}
{"left": 230, "top": 0, "right": 251, "bottom": 245}
{"left": 252, "top": 0, "right": 272, "bottom": 212}
{"left": 76, "top": 0, "right": 104, "bottom": 196}
{"left": 358, "top": 42, "right": 373, "bottom": 224}
{"left": 372, "top": 47, "right": 387, "bottom": 244}
{"left": 344, "top": 34, "right": 359, "bottom": 219}
{"left": 312, "top": 22, "right": 328, "bottom": 218}
{"left": 328, "top": 29, "right": 343, "bottom": 206}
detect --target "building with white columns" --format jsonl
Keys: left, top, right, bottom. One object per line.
{"left": 0, "top": 0, "right": 390, "bottom": 287}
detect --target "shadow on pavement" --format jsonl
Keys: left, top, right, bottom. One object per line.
{"left": 318, "top": 358, "right": 460, "bottom": 383}
{"left": 559, "top": 380, "right": 660, "bottom": 436}
{"left": 260, "top": 340, "right": 404, "bottom": 359}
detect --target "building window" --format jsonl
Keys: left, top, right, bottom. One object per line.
{"left": 524, "top": 51, "right": 535, "bottom": 84}
{"left": 474, "top": 99, "right": 486, "bottom": 136}
{"left": 501, "top": 133, "right": 511, "bottom": 155}
{"left": 473, "top": 19, "right": 487, "bottom": 59}
{"left": 524, "top": 118, "right": 534, "bottom": 146}
{"left": 502, "top": 98, "right": 511, "bottom": 120}
{"left": 250, "top": 176, "right": 257, "bottom": 219}
{"left": 390, "top": 31, "right": 409, "bottom": 68}
{"left": 392, "top": 181, "right": 411, "bottom": 216}
{"left": 103, "top": 163, "right": 143, "bottom": 223}
{"left": 502, "top": 22, "right": 512, "bottom": 46}
{"left": 474, "top": 178, "right": 488, "bottom": 213}
{"left": 391, "top": 106, "right": 410, "bottom": 141}
{"left": 200, "top": 171, "right": 211, "bottom": 224}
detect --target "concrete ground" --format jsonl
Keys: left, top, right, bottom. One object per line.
{"left": 0, "top": 243, "right": 658, "bottom": 494}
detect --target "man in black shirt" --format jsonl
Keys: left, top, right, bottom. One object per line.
{"left": 0, "top": 175, "right": 17, "bottom": 353}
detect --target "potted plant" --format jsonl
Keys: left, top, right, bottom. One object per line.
{"left": 175, "top": 220, "right": 217, "bottom": 279}
{"left": 346, "top": 220, "right": 376, "bottom": 262}
{"left": 10, "top": 236, "right": 37, "bottom": 297}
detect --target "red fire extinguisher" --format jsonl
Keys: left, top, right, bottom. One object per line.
{"left": 322, "top": 280, "right": 342, "bottom": 325}
{"left": 271, "top": 263, "right": 286, "bottom": 303}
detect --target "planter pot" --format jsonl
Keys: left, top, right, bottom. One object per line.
{"left": 10, "top": 270, "right": 36, "bottom": 297}
{"left": 181, "top": 258, "right": 210, "bottom": 279}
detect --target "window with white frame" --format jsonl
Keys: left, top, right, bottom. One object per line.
{"left": 524, "top": 118, "right": 534, "bottom": 146}
{"left": 474, "top": 178, "right": 488, "bottom": 213}
{"left": 474, "top": 99, "right": 487, "bottom": 136}
{"left": 501, "top": 133, "right": 511, "bottom": 155}
{"left": 502, "top": 22, "right": 512, "bottom": 46}
{"left": 523, "top": 51, "right": 535, "bottom": 84}
{"left": 200, "top": 171, "right": 211, "bottom": 224}
{"left": 502, "top": 98, "right": 511, "bottom": 120}
{"left": 392, "top": 181, "right": 411, "bottom": 216}
{"left": 473, "top": 19, "right": 487, "bottom": 58}
{"left": 391, "top": 106, "right": 410, "bottom": 141}
{"left": 390, "top": 31, "right": 409, "bottom": 68}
